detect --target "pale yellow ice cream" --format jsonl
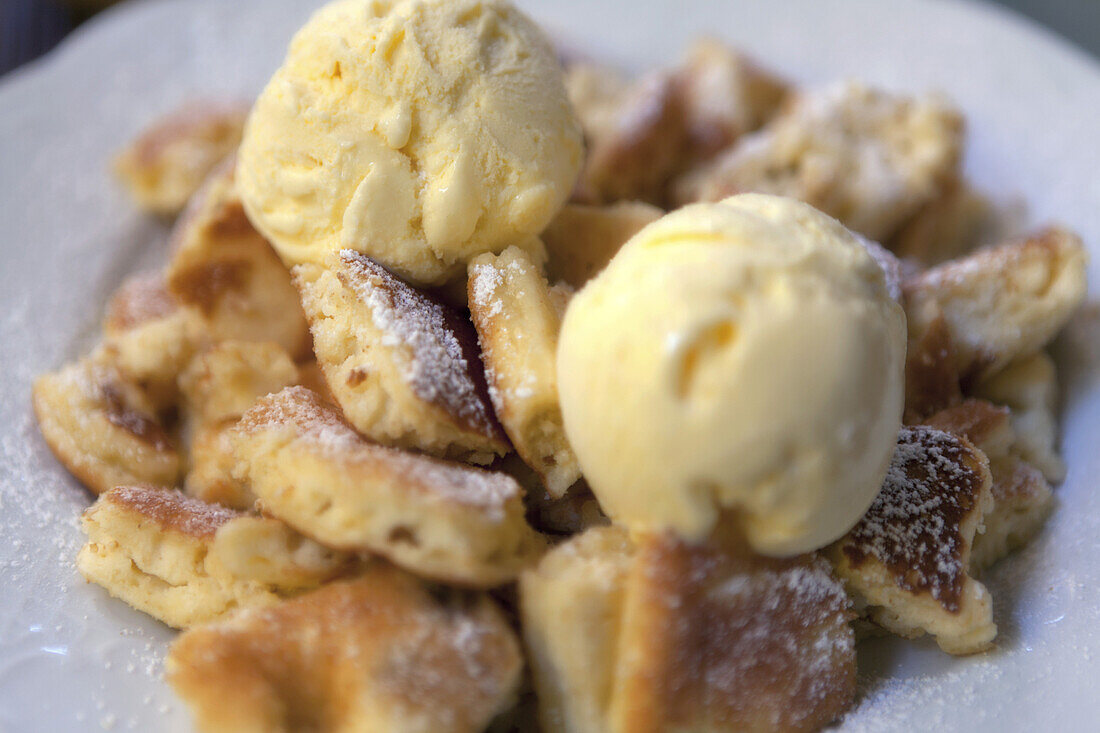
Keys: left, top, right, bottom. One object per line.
{"left": 237, "top": 0, "right": 583, "bottom": 285}
{"left": 557, "top": 194, "right": 906, "bottom": 556}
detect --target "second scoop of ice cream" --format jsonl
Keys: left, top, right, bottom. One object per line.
{"left": 557, "top": 194, "right": 907, "bottom": 556}
{"left": 237, "top": 0, "right": 583, "bottom": 285}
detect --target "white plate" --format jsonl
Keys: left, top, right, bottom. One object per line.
{"left": 2, "top": 0, "right": 1099, "bottom": 730}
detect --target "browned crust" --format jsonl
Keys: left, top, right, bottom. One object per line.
{"left": 169, "top": 260, "right": 251, "bottom": 315}
{"left": 574, "top": 72, "right": 688, "bottom": 206}
{"left": 96, "top": 485, "right": 240, "bottom": 540}
{"left": 841, "top": 426, "right": 988, "bottom": 612}
{"left": 104, "top": 273, "right": 180, "bottom": 333}
{"left": 614, "top": 532, "right": 855, "bottom": 732}
{"left": 99, "top": 383, "right": 173, "bottom": 451}
{"left": 904, "top": 315, "right": 963, "bottom": 423}
{"left": 31, "top": 383, "right": 114, "bottom": 496}
{"left": 921, "top": 398, "right": 1011, "bottom": 450}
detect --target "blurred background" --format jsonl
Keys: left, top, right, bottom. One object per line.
{"left": 2, "top": 0, "right": 1099, "bottom": 78}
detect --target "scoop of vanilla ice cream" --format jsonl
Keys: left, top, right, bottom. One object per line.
{"left": 237, "top": 0, "right": 583, "bottom": 285}
{"left": 557, "top": 194, "right": 906, "bottom": 556}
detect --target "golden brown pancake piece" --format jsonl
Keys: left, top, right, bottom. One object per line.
{"left": 468, "top": 246, "right": 580, "bottom": 497}
{"left": 179, "top": 340, "right": 300, "bottom": 426}
{"left": 178, "top": 340, "right": 301, "bottom": 509}
{"left": 610, "top": 532, "right": 855, "bottom": 733}
{"left": 167, "top": 565, "right": 523, "bottom": 733}
{"left": 231, "top": 387, "right": 542, "bottom": 587}
{"left": 166, "top": 158, "right": 311, "bottom": 360}
{"left": 831, "top": 425, "right": 996, "bottom": 654}
{"left": 904, "top": 314, "right": 964, "bottom": 423}
{"left": 114, "top": 100, "right": 249, "bottom": 216}
{"left": 889, "top": 176, "right": 990, "bottom": 265}
{"left": 521, "top": 527, "right": 855, "bottom": 733}
{"left": 33, "top": 358, "right": 180, "bottom": 495}
{"left": 294, "top": 250, "right": 509, "bottom": 464}
{"left": 77, "top": 486, "right": 347, "bottom": 628}
{"left": 99, "top": 272, "right": 204, "bottom": 410}
{"left": 673, "top": 83, "right": 963, "bottom": 243}
{"left": 904, "top": 226, "right": 1087, "bottom": 386}
{"left": 921, "top": 399, "right": 1054, "bottom": 572}
{"left": 540, "top": 201, "right": 662, "bottom": 289}
{"left": 976, "top": 351, "right": 1066, "bottom": 482}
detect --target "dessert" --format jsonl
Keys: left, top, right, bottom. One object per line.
{"left": 557, "top": 194, "right": 907, "bottom": 554}
{"left": 567, "top": 38, "right": 787, "bottom": 206}
{"left": 888, "top": 176, "right": 992, "bottom": 265}
{"left": 975, "top": 351, "right": 1066, "bottom": 482}
{"left": 178, "top": 340, "right": 301, "bottom": 509}
{"left": 919, "top": 398, "right": 1054, "bottom": 572}
{"left": 28, "top": 0, "right": 1092, "bottom": 729}
{"left": 178, "top": 340, "right": 300, "bottom": 426}
{"left": 540, "top": 201, "right": 663, "bottom": 288}
{"left": 236, "top": 0, "right": 583, "bottom": 286}
{"left": 99, "top": 272, "right": 203, "bottom": 410}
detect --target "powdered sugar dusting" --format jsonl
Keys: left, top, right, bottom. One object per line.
{"left": 468, "top": 263, "right": 503, "bottom": 319}
{"left": 842, "top": 425, "right": 986, "bottom": 611}
{"left": 103, "top": 485, "right": 239, "bottom": 539}
{"left": 337, "top": 251, "right": 501, "bottom": 439}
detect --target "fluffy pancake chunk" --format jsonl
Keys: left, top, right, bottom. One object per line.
{"left": 888, "top": 176, "right": 990, "bottom": 265}
{"left": 540, "top": 201, "right": 662, "bottom": 289}
{"left": 178, "top": 340, "right": 300, "bottom": 509}
{"left": 975, "top": 351, "right": 1066, "bottom": 482}
{"left": 609, "top": 532, "right": 854, "bottom": 733}
{"left": 165, "top": 159, "right": 311, "bottom": 359}
{"left": 230, "top": 387, "right": 542, "bottom": 587}
{"left": 167, "top": 565, "right": 523, "bottom": 733}
{"left": 77, "top": 486, "right": 347, "bottom": 628}
{"left": 113, "top": 100, "right": 248, "bottom": 216}
{"left": 673, "top": 82, "right": 963, "bottom": 242}
{"left": 970, "top": 457, "right": 1053, "bottom": 573}
{"left": 903, "top": 227, "right": 1087, "bottom": 386}
{"left": 568, "top": 67, "right": 687, "bottom": 205}
{"left": 179, "top": 340, "right": 300, "bottom": 425}
{"left": 183, "top": 419, "right": 253, "bottom": 510}
{"left": 521, "top": 527, "right": 855, "bottom": 732}
{"left": 294, "top": 250, "right": 509, "bottom": 464}
{"left": 468, "top": 246, "right": 580, "bottom": 497}
{"left": 566, "top": 40, "right": 785, "bottom": 206}
{"left": 33, "top": 358, "right": 180, "bottom": 494}
{"left": 830, "top": 425, "right": 996, "bottom": 654}
{"left": 921, "top": 399, "right": 1054, "bottom": 572}
{"left": 520, "top": 526, "right": 635, "bottom": 733}
{"left": 904, "top": 314, "right": 964, "bottom": 423}
{"left": 670, "top": 38, "right": 789, "bottom": 163}
{"left": 99, "top": 272, "right": 203, "bottom": 409}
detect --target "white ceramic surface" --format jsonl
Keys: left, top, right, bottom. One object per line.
{"left": 1, "top": 0, "right": 1099, "bottom": 730}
